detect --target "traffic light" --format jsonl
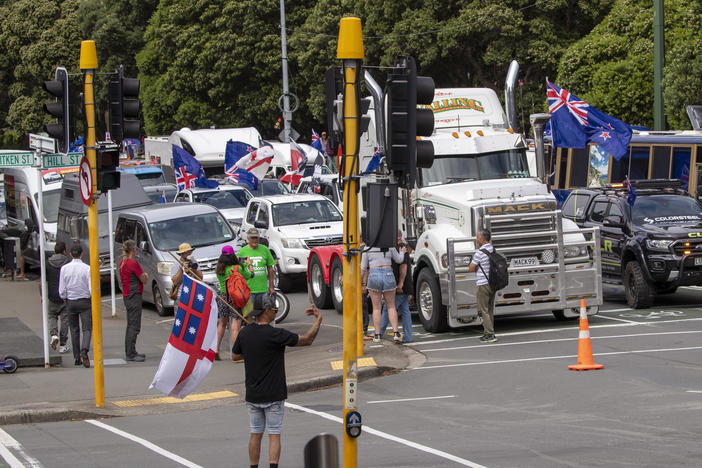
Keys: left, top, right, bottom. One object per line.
{"left": 384, "top": 56, "right": 435, "bottom": 187}
{"left": 96, "top": 143, "right": 121, "bottom": 192}
{"left": 43, "top": 67, "right": 70, "bottom": 153}
{"left": 108, "top": 67, "right": 141, "bottom": 145}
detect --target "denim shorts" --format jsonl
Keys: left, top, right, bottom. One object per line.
{"left": 367, "top": 268, "right": 397, "bottom": 292}
{"left": 246, "top": 400, "right": 285, "bottom": 434}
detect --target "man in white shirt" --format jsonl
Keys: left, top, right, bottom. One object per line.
{"left": 59, "top": 244, "right": 92, "bottom": 367}
{"left": 469, "top": 229, "right": 498, "bottom": 343}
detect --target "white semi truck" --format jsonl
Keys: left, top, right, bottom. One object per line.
{"left": 357, "top": 62, "right": 603, "bottom": 332}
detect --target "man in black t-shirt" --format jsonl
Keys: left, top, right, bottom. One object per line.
{"left": 232, "top": 294, "right": 322, "bottom": 468}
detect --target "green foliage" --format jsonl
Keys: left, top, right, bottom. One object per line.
{"left": 556, "top": 0, "right": 702, "bottom": 129}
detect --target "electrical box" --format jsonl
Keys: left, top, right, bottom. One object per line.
{"left": 364, "top": 182, "right": 398, "bottom": 249}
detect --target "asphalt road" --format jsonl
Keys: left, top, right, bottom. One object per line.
{"left": 3, "top": 284, "right": 702, "bottom": 467}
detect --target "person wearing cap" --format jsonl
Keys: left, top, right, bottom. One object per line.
{"left": 171, "top": 243, "right": 203, "bottom": 298}
{"left": 237, "top": 227, "right": 276, "bottom": 307}
{"left": 232, "top": 295, "right": 323, "bottom": 468}
{"left": 214, "top": 245, "right": 253, "bottom": 361}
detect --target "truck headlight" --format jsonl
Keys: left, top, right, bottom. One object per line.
{"left": 646, "top": 239, "right": 673, "bottom": 251}
{"left": 423, "top": 206, "right": 437, "bottom": 224}
{"left": 541, "top": 249, "right": 555, "bottom": 263}
{"left": 282, "top": 238, "right": 304, "bottom": 249}
{"left": 441, "top": 254, "right": 471, "bottom": 268}
{"left": 157, "top": 261, "right": 173, "bottom": 276}
{"left": 564, "top": 246, "right": 588, "bottom": 258}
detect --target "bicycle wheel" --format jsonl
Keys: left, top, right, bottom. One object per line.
{"left": 273, "top": 290, "right": 290, "bottom": 324}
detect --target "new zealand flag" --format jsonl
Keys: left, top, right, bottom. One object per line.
{"left": 546, "top": 80, "right": 632, "bottom": 160}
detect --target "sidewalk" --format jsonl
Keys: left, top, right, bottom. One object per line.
{"left": 0, "top": 276, "right": 422, "bottom": 425}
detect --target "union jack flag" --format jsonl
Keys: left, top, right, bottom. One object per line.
{"left": 150, "top": 274, "right": 218, "bottom": 398}
{"left": 547, "top": 81, "right": 588, "bottom": 125}
{"left": 175, "top": 166, "right": 197, "bottom": 190}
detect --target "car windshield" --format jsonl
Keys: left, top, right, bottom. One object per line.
{"left": 418, "top": 149, "right": 529, "bottom": 187}
{"left": 134, "top": 172, "right": 166, "bottom": 186}
{"left": 272, "top": 199, "right": 342, "bottom": 226}
{"left": 633, "top": 195, "right": 702, "bottom": 225}
{"left": 262, "top": 181, "right": 290, "bottom": 195}
{"left": 148, "top": 212, "right": 234, "bottom": 251}
{"left": 192, "top": 190, "right": 251, "bottom": 209}
{"left": 35, "top": 189, "right": 61, "bottom": 223}
{"left": 145, "top": 186, "right": 178, "bottom": 204}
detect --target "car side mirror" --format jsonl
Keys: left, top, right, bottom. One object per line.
{"left": 254, "top": 219, "right": 268, "bottom": 229}
{"left": 603, "top": 218, "right": 624, "bottom": 228}
{"left": 138, "top": 240, "right": 149, "bottom": 252}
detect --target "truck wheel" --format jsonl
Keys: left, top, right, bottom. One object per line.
{"left": 624, "top": 262, "right": 655, "bottom": 309}
{"left": 330, "top": 256, "right": 344, "bottom": 314}
{"left": 552, "top": 309, "right": 579, "bottom": 321}
{"left": 309, "top": 255, "right": 332, "bottom": 309}
{"left": 416, "top": 268, "right": 448, "bottom": 332}
{"left": 153, "top": 283, "right": 173, "bottom": 317}
{"left": 273, "top": 291, "right": 291, "bottom": 324}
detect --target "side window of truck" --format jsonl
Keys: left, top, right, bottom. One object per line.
{"left": 115, "top": 218, "right": 125, "bottom": 243}
{"left": 562, "top": 192, "right": 592, "bottom": 221}
{"left": 607, "top": 203, "right": 624, "bottom": 225}
{"left": 122, "top": 219, "right": 137, "bottom": 242}
{"left": 246, "top": 202, "right": 260, "bottom": 224}
{"left": 135, "top": 223, "right": 148, "bottom": 251}
{"left": 256, "top": 204, "right": 269, "bottom": 225}
{"left": 589, "top": 199, "right": 609, "bottom": 223}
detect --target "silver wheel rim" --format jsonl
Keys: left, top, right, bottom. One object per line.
{"left": 332, "top": 267, "right": 343, "bottom": 304}
{"left": 154, "top": 285, "right": 163, "bottom": 314}
{"left": 418, "top": 281, "right": 434, "bottom": 321}
{"left": 311, "top": 263, "right": 323, "bottom": 298}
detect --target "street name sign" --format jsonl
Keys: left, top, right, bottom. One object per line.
{"left": 0, "top": 151, "right": 34, "bottom": 168}
{"left": 43, "top": 152, "right": 83, "bottom": 169}
{"left": 28, "top": 133, "right": 55, "bottom": 153}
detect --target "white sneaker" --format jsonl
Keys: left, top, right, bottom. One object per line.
{"left": 50, "top": 335, "right": 59, "bottom": 350}
{"left": 58, "top": 345, "right": 70, "bottom": 354}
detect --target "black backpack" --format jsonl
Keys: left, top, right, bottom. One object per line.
{"left": 478, "top": 247, "right": 509, "bottom": 291}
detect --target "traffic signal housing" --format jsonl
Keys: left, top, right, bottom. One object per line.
{"left": 43, "top": 67, "right": 70, "bottom": 153}
{"left": 384, "top": 56, "right": 435, "bottom": 187}
{"left": 108, "top": 68, "right": 141, "bottom": 145}
{"left": 96, "top": 143, "right": 121, "bottom": 192}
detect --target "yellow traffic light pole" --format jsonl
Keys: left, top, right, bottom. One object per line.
{"left": 80, "top": 40, "right": 105, "bottom": 408}
{"left": 337, "top": 17, "right": 363, "bottom": 467}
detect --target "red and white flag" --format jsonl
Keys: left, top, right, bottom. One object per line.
{"left": 150, "top": 274, "right": 218, "bottom": 398}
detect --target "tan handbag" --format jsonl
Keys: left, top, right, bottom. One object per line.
{"left": 169, "top": 270, "right": 182, "bottom": 300}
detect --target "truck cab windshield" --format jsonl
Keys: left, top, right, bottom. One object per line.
{"left": 418, "top": 149, "right": 529, "bottom": 187}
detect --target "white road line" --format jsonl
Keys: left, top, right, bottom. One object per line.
{"left": 285, "top": 402, "right": 486, "bottom": 467}
{"left": 367, "top": 395, "right": 456, "bottom": 404}
{"left": 0, "top": 427, "right": 42, "bottom": 468}
{"left": 419, "top": 330, "right": 702, "bottom": 353}
{"left": 411, "top": 317, "right": 702, "bottom": 347}
{"left": 85, "top": 420, "right": 202, "bottom": 468}
{"left": 595, "top": 314, "right": 639, "bottom": 324}
{"left": 600, "top": 307, "right": 634, "bottom": 313}
{"left": 686, "top": 390, "right": 702, "bottom": 394}
{"left": 415, "top": 345, "right": 702, "bottom": 370}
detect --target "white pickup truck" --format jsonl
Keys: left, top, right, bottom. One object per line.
{"left": 239, "top": 193, "right": 343, "bottom": 292}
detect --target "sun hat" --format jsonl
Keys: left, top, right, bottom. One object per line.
{"left": 221, "top": 245, "right": 234, "bottom": 255}
{"left": 176, "top": 242, "right": 194, "bottom": 254}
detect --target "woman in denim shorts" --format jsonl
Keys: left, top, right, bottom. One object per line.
{"left": 361, "top": 247, "right": 405, "bottom": 343}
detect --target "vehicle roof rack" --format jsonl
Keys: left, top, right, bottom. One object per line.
{"left": 628, "top": 178, "right": 682, "bottom": 189}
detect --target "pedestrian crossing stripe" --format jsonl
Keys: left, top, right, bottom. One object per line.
{"left": 329, "top": 357, "right": 377, "bottom": 371}
{"left": 113, "top": 390, "right": 238, "bottom": 407}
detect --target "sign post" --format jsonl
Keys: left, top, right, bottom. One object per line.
{"left": 33, "top": 150, "right": 51, "bottom": 368}
{"left": 80, "top": 40, "right": 105, "bottom": 408}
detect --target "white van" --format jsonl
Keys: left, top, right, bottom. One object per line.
{"left": 1, "top": 166, "right": 78, "bottom": 266}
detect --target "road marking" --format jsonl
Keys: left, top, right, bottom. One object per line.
{"left": 330, "top": 357, "right": 376, "bottom": 371}
{"left": 596, "top": 314, "right": 639, "bottom": 324}
{"left": 156, "top": 318, "right": 174, "bottom": 324}
{"left": 0, "top": 427, "right": 42, "bottom": 468}
{"left": 419, "top": 331, "right": 702, "bottom": 353}
{"left": 113, "top": 390, "right": 237, "bottom": 407}
{"left": 367, "top": 395, "right": 455, "bottom": 404}
{"left": 415, "top": 345, "right": 702, "bottom": 370}
{"left": 686, "top": 390, "right": 702, "bottom": 394}
{"left": 600, "top": 307, "right": 634, "bottom": 313}
{"left": 85, "top": 419, "right": 202, "bottom": 467}
{"left": 104, "top": 358, "right": 127, "bottom": 366}
{"left": 411, "top": 317, "right": 702, "bottom": 347}
{"left": 285, "top": 402, "right": 486, "bottom": 467}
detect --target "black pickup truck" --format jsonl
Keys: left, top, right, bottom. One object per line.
{"left": 562, "top": 179, "right": 702, "bottom": 308}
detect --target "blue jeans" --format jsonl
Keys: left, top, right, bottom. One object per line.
{"left": 380, "top": 294, "right": 412, "bottom": 342}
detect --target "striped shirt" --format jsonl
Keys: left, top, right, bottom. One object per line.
{"left": 471, "top": 243, "right": 494, "bottom": 286}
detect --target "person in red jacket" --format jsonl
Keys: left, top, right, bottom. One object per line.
{"left": 119, "top": 240, "right": 148, "bottom": 361}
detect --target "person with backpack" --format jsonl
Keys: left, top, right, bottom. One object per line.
{"left": 215, "top": 245, "right": 253, "bottom": 361}
{"left": 469, "top": 228, "right": 505, "bottom": 343}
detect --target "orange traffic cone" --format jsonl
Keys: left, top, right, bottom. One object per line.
{"left": 568, "top": 299, "right": 604, "bottom": 371}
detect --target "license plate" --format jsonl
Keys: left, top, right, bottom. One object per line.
{"left": 695, "top": 257, "right": 702, "bottom": 266}
{"left": 511, "top": 256, "right": 539, "bottom": 267}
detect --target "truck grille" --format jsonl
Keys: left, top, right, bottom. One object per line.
{"left": 198, "top": 257, "right": 218, "bottom": 273}
{"left": 480, "top": 208, "right": 558, "bottom": 261}
{"left": 305, "top": 236, "right": 343, "bottom": 248}
{"left": 672, "top": 239, "right": 702, "bottom": 256}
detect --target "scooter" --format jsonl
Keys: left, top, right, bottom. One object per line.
{"left": 1, "top": 355, "right": 19, "bottom": 374}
